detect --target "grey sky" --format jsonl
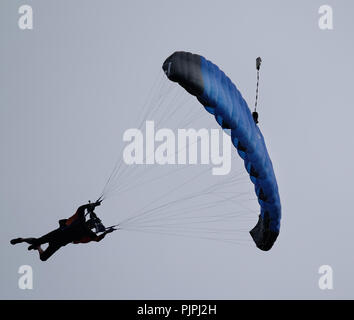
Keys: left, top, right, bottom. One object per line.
{"left": 1, "top": 0, "right": 353, "bottom": 299}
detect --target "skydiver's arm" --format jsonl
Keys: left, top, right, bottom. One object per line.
{"left": 74, "top": 230, "right": 102, "bottom": 244}
{"left": 93, "top": 228, "right": 115, "bottom": 242}
{"left": 94, "top": 233, "right": 106, "bottom": 242}
{"left": 71, "top": 201, "right": 102, "bottom": 221}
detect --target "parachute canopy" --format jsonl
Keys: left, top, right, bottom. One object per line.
{"left": 162, "top": 51, "right": 281, "bottom": 251}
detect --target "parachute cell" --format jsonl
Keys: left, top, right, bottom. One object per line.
{"left": 162, "top": 51, "right": 281, "bottom": 251}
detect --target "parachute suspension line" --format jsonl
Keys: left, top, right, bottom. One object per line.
{"left": 116, "top": 173, "right": 256, "bottom": 244}
{"left": 118, "top": 168, "right": 256, "bottom": 229}
{"left": 101, "top": 77, "right": 218, "bottom": 201}
{"left": 126, "top": 193, "right": 255, "bottom": 230}
{"left": 99, "top": 71, "right": 167, "bottom": 200}
{"left": 102, "top": 86, "right": 185, "bottom": 200}
{"left": 119, "top": 176, "right": 254, "bottom": 238}
{"left": 136, "top": 70, "right": 166, "bottom": 130}
{"left": 118, "top": 166, "right": 211, "bottom": 227}
{"left": 103, "top": 155, "right": 254, "bottom": 209}
{"left": 103, "top": 76, "right": 176, "bottom": 196}
{"left": 126, "top": 173, "right": 256, "bottom": 227}
{"left": 119, "top": 227, "right": 251, "bottom": 245}
{"left": 154, "top": 84, "right": 184, "bottom": 127}
{"left": 102, "top": 86, "right": 213, "bottom": 200}
{"left": 252, "top": 57, "right": 262, "bottom": 124}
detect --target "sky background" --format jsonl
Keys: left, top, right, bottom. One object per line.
{"left": 1, "top": 0, "right": 354, "bottom": 299}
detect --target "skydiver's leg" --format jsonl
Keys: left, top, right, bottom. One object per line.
{"left": 10, "top": 237, "right": 37, "bottom": 245}
{"left": 33, "top": 228, "right": 63, "bottom": 245}
{"left": 38, "top": 242, "right": 62, "bottom": 261}
{"left": 26, "top": 228, "right": 65, "bottom": 251}
{"left": 11, "top": 228, "right": 62, "bottom": 247}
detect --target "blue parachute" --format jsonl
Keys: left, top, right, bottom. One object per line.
{"left": 162, "top": 51, "right": 281, "bottom": 250}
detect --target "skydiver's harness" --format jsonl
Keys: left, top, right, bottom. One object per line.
{"left": 252, "top": 57, "right": 262, "bottom": 124}
{"left": 89, "top": 212, "right": 107, "bottom": 233}
{"left": 86, "top": 199, "right": 118, "bottom": 234}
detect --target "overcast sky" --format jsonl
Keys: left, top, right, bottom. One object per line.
{"left": 1, "top": 0, "right": 353, "bottom": 299}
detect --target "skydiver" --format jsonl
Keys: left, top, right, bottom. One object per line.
{"left": 10, "top": 200, "right": 117, "bottom": 261}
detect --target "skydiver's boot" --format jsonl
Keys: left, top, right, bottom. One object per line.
{"left": 10, "top": 238, "right": 24, "bottom": 245}
{"left": 10, "top": 237, "right": 37, "bottom": 246}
